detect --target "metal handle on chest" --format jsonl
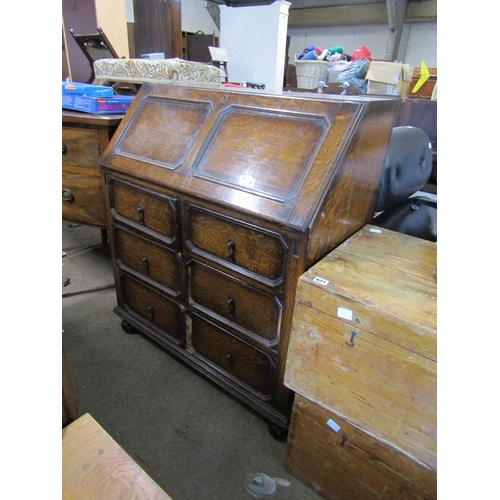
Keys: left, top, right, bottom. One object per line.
{"left": 346, "top": 331, "right": 356, "bottom": 347}
{"left": 227, "top": 297, "right": 236, "bottom": 314}
{"left": 137, "top": 205, "right": 145, "bottom": 225}
{"left": 62, "top": 188, "right": 74, "bottom": 202}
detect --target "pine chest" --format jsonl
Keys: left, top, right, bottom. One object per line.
{"left": 284, "top": 224, "right": 437, "bottom": 498}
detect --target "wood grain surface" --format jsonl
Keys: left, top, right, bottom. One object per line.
{"left": 62, "top": 413, "right": 172, "bottom": 500}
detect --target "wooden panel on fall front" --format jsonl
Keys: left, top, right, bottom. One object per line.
{"left": 62, "top": 413, "right": 172, "bottom": 499}
{"left": 284, "top": 224, "right": 437, "bottom": 499}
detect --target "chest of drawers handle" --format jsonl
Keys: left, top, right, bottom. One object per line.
{"left": 226, "top": 239, "right": 236, "bottom": 262}
{"left": 227, "top": 297, "right": 236, "bottom": 314}
{"left": 141, "top": 256, "right": 150, "bottom": 275}
{"left": 62, "top": 142, "right": 67, "bottom": 154}
{"left": 137, "top": 205, "right": 145, "bottom": 225}
{"left": 226, "top": 352, "right": 234, "bottom": 369}
{"left": 147, "top": 304, "right": 155, "bottom": 321}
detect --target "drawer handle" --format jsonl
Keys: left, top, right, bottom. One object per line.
{"left": 226, "top": 239, "right": 236, "bottom": 261}
{"left": 227, "top": 297, "right": 236, "bottom": 314}
{"left": 141, "top": 256, "right": 150, "bottom": 275}
{"left": 62, "top": 142, "right": 67, "bottom": 154}
{"left": 137, "top": 205, "right": 145, "bottom": 225}
{"left": 62, "top": 188, "right": 74, "bottom": 202}
{"left": 340, "top": 433, "right": 348, "bottom": 446}
{"left": 346, "top": 331, "right": 356, "bottom": 347}
{"left": 226, "top": 352, "right": 234, "bottom": 369}
{"left": 147, "top": 304, "right": 155, "bottom": 321}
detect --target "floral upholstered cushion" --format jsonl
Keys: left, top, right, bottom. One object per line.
{"left": 93, "top": 58, "right": 223, "bottom": 87}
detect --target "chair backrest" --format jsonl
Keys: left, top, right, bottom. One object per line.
{"left": 374, "top": 126, "right": 433, "bottom": 213}
{"left": 69, "top": 27, "right": 119, "bottom": 83}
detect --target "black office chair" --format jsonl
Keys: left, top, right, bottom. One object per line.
{"left": 372, "top": 126, "right": 437, "bottom": 242}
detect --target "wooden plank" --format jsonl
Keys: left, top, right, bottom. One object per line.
{"left": 288, "top": 3, "right": 388, "bottom": 28}
{"left": 330, "top": 225, "right": 437, "bottom": 282}
{"left": 62, "top": 413, "right": 172, "bottom": 499}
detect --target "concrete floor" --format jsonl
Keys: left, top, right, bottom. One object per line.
{"left": 62, "top": 220, "right": 323, "bottom": 500}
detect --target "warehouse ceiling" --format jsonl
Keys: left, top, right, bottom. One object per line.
{"left": 207, "top": 1, "right": 437, "bottom": 28}
{"left": 205, "top": 0, "right": 436, "bottom": 59}
{"left": 290, "top": 0, "right": 386, "bottom": 7}
{"left": 287, "top": 0, "right": 437, "bottom": 27}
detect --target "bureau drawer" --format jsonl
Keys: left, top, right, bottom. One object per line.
{"left": 62, "top": 127, "right": 100, "bottom": 168}
{"left": 186, "top": 207, "right": 286, "bottom": 283}
{"left": 121, "top": 273, "right": 184, "bottom": 344}
{"left": 190, "top": 314, "right": 274, "bottom": 399}
{"left": 188, "top": 261, "right": 281, "bottom": 346}
{"left": 114, "top": 227, "right": 181, "bottom": 296}
{"left": 109, "top": 179, "right": 178, "bottom": 245}
{"left": 62, "top": 166, "right": 107, "bottom": 227}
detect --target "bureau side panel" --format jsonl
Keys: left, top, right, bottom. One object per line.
{"left": 304, "top": 99, "right": 400, "bottom": 266}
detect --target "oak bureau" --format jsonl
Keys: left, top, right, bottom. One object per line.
{"left": 99, "top": 84, "right": 400, "bottom": 435}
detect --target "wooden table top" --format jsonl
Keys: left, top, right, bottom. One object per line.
{"left": 62, "top": 109, "right": 125, "bottom": 126}
{"left": 62, "top": 413, "right": 172, "bottom": 499}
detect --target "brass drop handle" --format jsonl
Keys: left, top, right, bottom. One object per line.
{"left": 62, "top": 189, "right": 74, "bottom": 202}
{"left": 340, "top": 433, "right": 348, "bottom": 447}
{"left": 62, "top": 142, "right": 67, "bottom": 154}
{"left": 141, "top": 255, "right": 150, "bottom": 274}
{"left": 137, "top": 205, "right": 145, "bottom": 225}
{"left": 147, "top": 304, "right": 155, "bottom": 320}
{"left": 226, "top": 352, "right": 234, "bottom": 368}
{"left": 226, "top": 239, "right": 236, "bottom": 261}
{"left": 227, "top": 297, "right": 236, "bottom": 314}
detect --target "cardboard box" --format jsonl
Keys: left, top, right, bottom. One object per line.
{"left": 366, "top": 61, "right": 413, "bottom": 97}
{"left": 62, "top": 94, "right": 135, "bottom": 115}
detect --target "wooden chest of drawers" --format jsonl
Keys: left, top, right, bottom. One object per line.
{"left": 284, "top": 225, "right": 437, "bottom": 496}
{"left": 100, "top": 84, "right": 400, "bottom": 433}
{"left": 62, "top": 111, "right": 123, "bottom": 228}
